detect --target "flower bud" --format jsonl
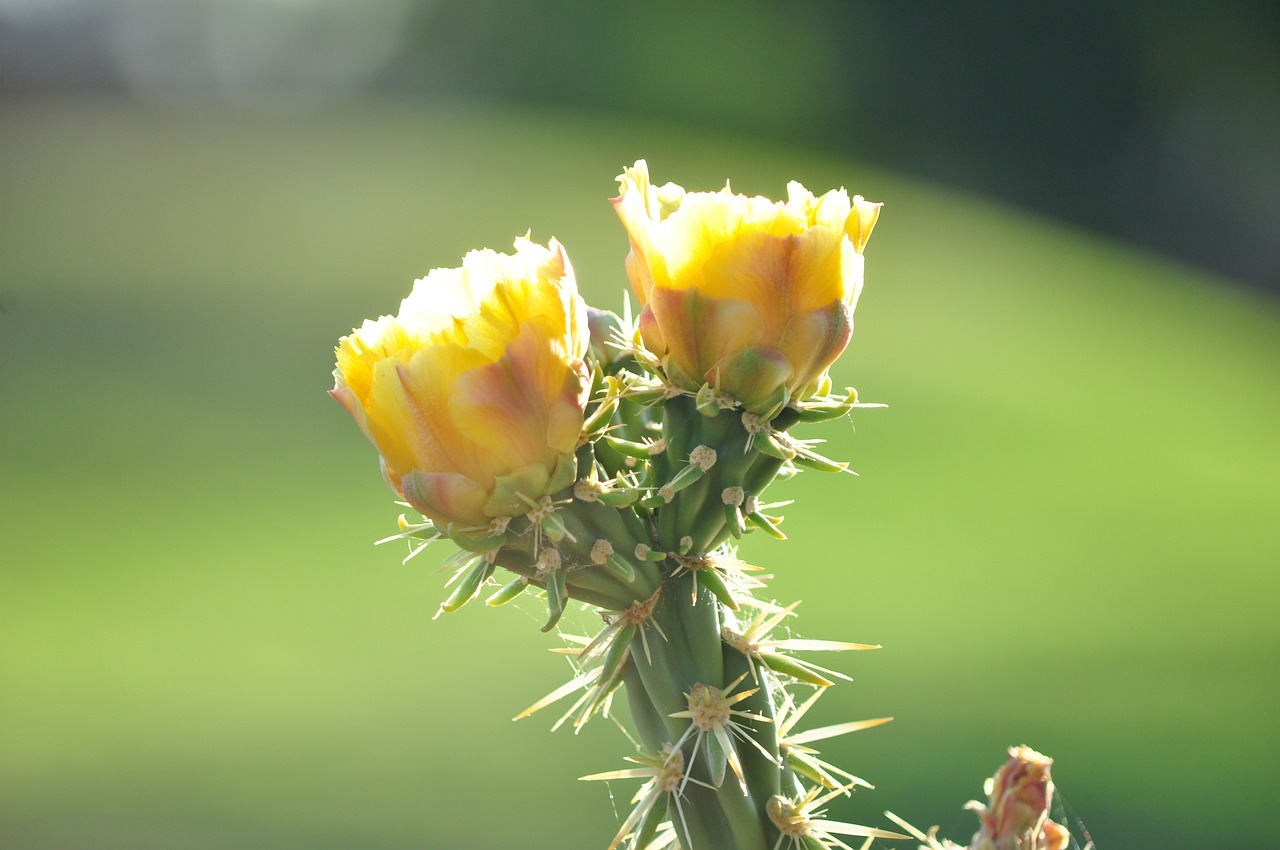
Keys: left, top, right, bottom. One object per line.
{"left": 585, "top": 306, "right": 627, "bottom": 370}
{"left": 967, "top": 746, "right": 1069, "bottom": 850}
{"left": 331, "top": 236, "right": 590, "bottom": 528}
{"left": 612, "top": 160, "right": 880, "bottom": 415}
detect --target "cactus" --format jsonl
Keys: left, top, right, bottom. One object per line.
{"left": 330, "top": 161, "right": 1085, "bottom": 850}
{"left": 549, "top": 351, "right": 900, "bottom": 850}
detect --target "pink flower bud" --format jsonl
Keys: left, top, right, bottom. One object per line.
{"left": 967, "top": 746, "right": 1069, "bottom": 850}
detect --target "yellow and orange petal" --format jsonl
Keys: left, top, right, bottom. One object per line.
{"left": 612, "top": 160, "right": 880, "bottom": 415}
{"left": 331, "top": 236, "right": 589, "bottom": 527}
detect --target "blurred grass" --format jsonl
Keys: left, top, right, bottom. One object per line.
{"left": 1, "top": 98, "right": 1276, "bottom": 850}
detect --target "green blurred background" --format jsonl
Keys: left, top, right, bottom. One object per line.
{"left": 2, "top": 4, "right": 1278, "bottom": 850}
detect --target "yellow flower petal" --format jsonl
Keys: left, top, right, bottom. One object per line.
{"left": 613, "top": 161, "right": 880, "bottom": 414}
{"left": 332, "top": 236, "right": 589, "bottom": 527}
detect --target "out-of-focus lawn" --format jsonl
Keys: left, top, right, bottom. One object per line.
{"left": 1, "top": 99, "right": 1276, "bottom": 850}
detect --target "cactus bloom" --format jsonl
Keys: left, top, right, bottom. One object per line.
{"left": 612, "top": 160, "right": 880, "bottom": 415}
{"left": 330, "top": 236, "right": 590, "bottom": 528}
{"left": 968, "top": 746, "right": 1070, "bottom": 850}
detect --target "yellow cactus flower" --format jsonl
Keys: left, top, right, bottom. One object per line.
{"left": 612, "top": 160, "right": 881, "bottom": 415}
{"left": 331, "top": 236, "right": 590, "bottom": 528}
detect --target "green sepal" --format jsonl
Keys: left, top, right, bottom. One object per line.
{"left": 746, "top": 510, "right": 787, "bottom": 540}
{"left": 605, "top": 553, "right": 636, "bottom": 582}
{"left": 605, "top": 435, "right": 654, "bottom": 459}
{"left": 547, "top": 452, "right": 580, "bottom": 495}
{"left": 663, "top": 462, "right": 705, "bottom": 496}
{"left": 439, "top": 559, "right": 494, "bottom": 613}
{"left": 705, "top": 724, "right": 730, "bottom": 787}
{"left": 760, "top": 651, "right": 834, "bottom": 687}
{"left": 581, "top": 380, "right": 621, "bottom": 435}
{"left": 485, "top": 575, "right": 528, "bottom": 607}
{"left": 590, "top": 433, "right": 633, "bottom": 480}
{"left": 789, "top": 749, "right": 841, "bottom": 791}
{"left": 633, "top": 788, "right": 669, "bottom": 849}
{"left": 445, "top": 523, "right": 508, "bottom": 554}
{"left": 541, "top": 568, "right": 567, "bottom": 633}
{"left": 792, "top": 390, "right": 858, "bottom": 423}
{"left": 790, "top": 449, "right": 849, "bottom": 474}
{"left": 696, "top": 568, "right": 739, "bottom": 611}
{"left": 484, "top": 456, "right": 572, "bottom": 518}
{"left": 694, "top": 381, "right": 723, "bottom": 417}
{"left": 789, "top": 750, "right": 830, "bottom": 787}
{"left": 724, "top": 503, "right": 746, "bottom": 539}
{"left": 601, "top": 623, "right": 637, "bottom": 679}
{"left": 793, "top": 405, "right": 853, "bottom": 424}
{"left": 661, "top": 357, "right": 699, "bottom": 394}
{"left": 756, "top": 384, "right": 791, "bottom": 422}
{"left": 755, "top": 431, "right": 796, "bottom": 461}
{"left": 595, "top": 487, "right": 640, "bottom": 507}
{"left": 540, "top": 510, "right": 569, "bottom": 543}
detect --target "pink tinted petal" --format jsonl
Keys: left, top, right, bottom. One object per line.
{"left": 401, "top": 469, "right": 490, "bottom": 528}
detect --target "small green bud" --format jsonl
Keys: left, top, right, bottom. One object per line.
{"left": 581, "top": 383, "right": 620, "bottom": 435}
{"left": 756, "top": 384, "right": 791, "bottom": 422}
{"left": 746, "top": 509, "right": 787, "bottom": 540}
{"left": 760, "top": 651, "right": 834, "bottom": 687}
{"left": 485, "top": 575, "right": 529, "bottom": 607}
{"left": 640, "top": 491, "right": 667, "bottom": 509}
{"left": 606, "top": 553, "right": 636, "bottom": 582}
{"left": 724, "top": 503, "right": 747, "bottom": 539}
{"left": 696, "top": 566, "right": 739, "bottom": 611}
{"left": 540, "top": 509, "right": 569, "bottom": 542}
{"left": 595, "top": 487, "right": 640, "bottom": 507}
{"left": 695, "top": 382, "right": 735, "bottom": 416}
{"left": 756, "top": 431, "right": 797, "bottom": 461}
{"left": 635, "top": 544, "right": 666, "bottom": 562}
{"left": 633, "top": 790, "right": 669, "bottom": 849}
{"left": 541, "top": 560, "right": 567, "bottom": 633}
{"left": 439, "top": 558, "right": 495, "bottom": 614}
{"left": 792, "top": 388, "right": 859, "bottom": 423}
{"left": 791, "top": 450, "right": 849, "bottom": 474}
{"left": 661, "top": 461, "right": 705, "bottom": 498}
{"left": 604, "top": 434, "right": 654, "bottom": 458}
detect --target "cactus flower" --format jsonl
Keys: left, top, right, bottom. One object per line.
{"left": 968, "top": 746, "right": 1070, "bottom": 850}
{"left": 330, "top": 236, "right": 590, "bottom": 528}
{"left": 612, "top": 160, "right": 880, "bottom": 415}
